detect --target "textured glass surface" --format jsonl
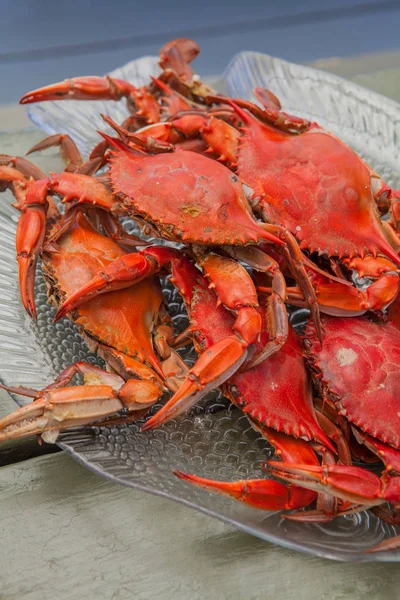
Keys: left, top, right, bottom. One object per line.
{"left": 1, "top": 53, "right": 399, "bottom": 561}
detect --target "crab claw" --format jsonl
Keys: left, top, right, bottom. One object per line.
{"left": 20, "top": 76, "right": 134, "bottom": 104}
{"left": 0, "top": 385, "right": 122, "bottom": 443}
{"left": 142, "top": 336, "right": 247, "bottom": 430}
{"left": 54, "top": 247, "right": 180, "bottom": 321}
{"left": 174, "top": 470, "right": 316, "bottom": 510}
{"left": 16, "top": 180, "right": 50, "bottom": 319}
{"left": 16, "top": 207, "right": 47, "bottom": 319}
{"left": 0, "top": 379, "right": 161, "bottom": 444}
{"left": 174, "top": 432, "right": 321, "bottom": 510}
{"left": 266, "top": 462, "right": 400, "bottom": 507}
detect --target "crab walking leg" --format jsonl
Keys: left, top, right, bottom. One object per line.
{"left": 27, "top": 134, "right": 83, "bottom": 172}
{"left": 219, "top": 246, "right": 288, "bottom": 367}
{"left": 316, "top": 411, "right": 352, "bottom": 466}
{"left": 26, "top": 134, "right": 104, "bottom": 177}
{"left": 175, "top": 430, "right": 318, "bottom": 511}
{"left": 264, "top": 225, "right": 322, "bottom": 341}
{"left": 350, "top": 429, "right": 400, "bottom": 477}
{"left": 200, "top": 252, "right": 288, "bottom": 367}
{"left": 281, "top": 438, "right": 353, "bottom": 523}
{"left": 0, "top": 363, "right": 162, "bottom": 443}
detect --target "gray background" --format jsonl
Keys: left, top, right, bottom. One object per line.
{"left": 1, "top": 0, "right": 400, "bottom": 104}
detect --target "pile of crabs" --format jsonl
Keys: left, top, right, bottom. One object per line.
{"left": 1, "top": 38, "right": 400, "bottom": 553}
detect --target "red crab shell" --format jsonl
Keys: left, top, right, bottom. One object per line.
{"left": 235, "top": 110, "right": 399, "bottom": 263}
{"left": 107, "top": 140, "right": 277, "bottom": 246}
{"left": 304, "top": 315, "right": 400, "bottom": 448}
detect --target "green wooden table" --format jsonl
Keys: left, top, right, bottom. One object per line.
{"left": 1, "top": 57, "right": 400, "bottom": 600}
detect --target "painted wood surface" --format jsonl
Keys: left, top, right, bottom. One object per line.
{"left": 1, "top": 452, "right": 400, "bottom": 600}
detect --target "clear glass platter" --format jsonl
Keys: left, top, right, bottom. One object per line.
{"left": 1, "top": 51, "right": 400, "bottom": 562}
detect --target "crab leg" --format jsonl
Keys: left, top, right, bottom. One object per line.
{"left": 265, "top": 261, "right": 400, "bottom": 317}
{"left": 141, "top": 336, "right": 247, "bottom": 430}
{"left": 14, "top": 179, "right": 48, "bottom": 318}
{"left": 352, "top": 429, "right": 400, "bottom": 475}
{"left": 0, "top": 363, "right": 162, "bottom": 443}
{"left": 26, "top": 134, "right": 104, "bottom": 177}
{"left": 197, "top": 252, "right": 288, "bottom": 367}
{"left": 0, "top": 154, "right": 46, "bottom": 183}
{"left": 174, "top": 430, "right": 318, "bottom": 511}
{"left": 0, "top": 161, "right": 117, "bottom": 316}
{"left": 317, "top": 412, "right": 352, "bottom": 465}
{"left": 265, "top": 462, "right": 400, "bottom": 507}
{"left": 159, "top": 38, "right": 200, "bottom": 84}
{"left": 54, "top": 247, "right": 183, "bottom": 319}
{"left": 20, "top": 76, "right": 161, "bottom": 124}
{"left": 27, "top": 133, "right": 83, "bottom": 172}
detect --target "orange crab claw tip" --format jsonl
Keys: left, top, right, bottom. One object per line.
{"left": 27, "top": 303, "right": 37, "bottom": 320}
{"left": 18, "top": 257, "right": 37, "bottom": 320}
{"left": 19, "top": 86, "right": 59, "bottom": 105}
{"left": 19, "top": 80, "right": 80, "bottom": 105}
{"left": 172, "top": 470, "right": 238, "bottom": 495}
{"left": 53, "top": 306, "right": 68, "bottom": 322}
{"left": 147, "top": 355, "right": 165, "bottom": 380}
{"left": 19, "top": 93, "right": 35, "bottom": 105}
{"left": 172, "top": 470, "right": 232, "bottom": 493}
{"left": 142, "top": 339, "right": 247, "bottom": 431}
{"left": 54, "top": 296, "right": 79, "bottom": 321}
{"left": 140, "top": 377, "right": 205, "bottom": 431}
{"left": 173, "top": 469, "right": 191, "bottom": 481}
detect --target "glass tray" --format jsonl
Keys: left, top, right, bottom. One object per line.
{"left": 1, "top": 50, "right": 400, "bottom": 562}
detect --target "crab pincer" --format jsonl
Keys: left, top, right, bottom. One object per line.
{"left": 0, "top": 364, "right": 161, "bottom": 443}
{"left": 175, "top": 431, "right": 320, "bottom": 512}
{"left": 0, "top": 152, "right": 118, "bottom": 318}
{"left": 20, "top": 76, "right": 161, "bottom": 124}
